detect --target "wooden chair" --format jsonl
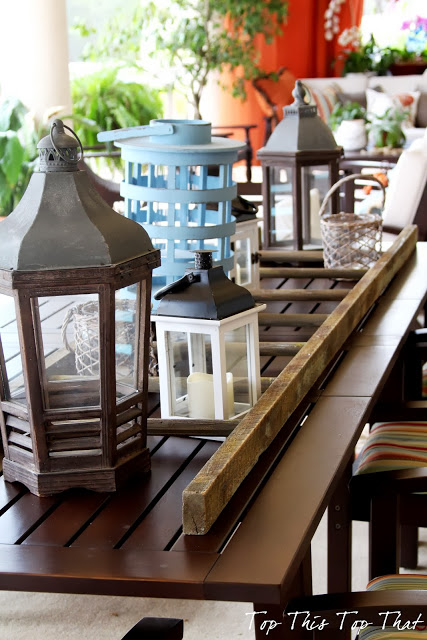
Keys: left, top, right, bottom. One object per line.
{"left": 349, "top": 328, "right": 427, "bottom": 579}
{"left": 252, "top": 67, "right": 296, "bottom": 144}
{"left": 285, "top": 575, "right": 427, "bottom": 639}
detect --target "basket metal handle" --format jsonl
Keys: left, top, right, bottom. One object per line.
{"left": 318, "top": 173, "right": 387, "bottom": 219}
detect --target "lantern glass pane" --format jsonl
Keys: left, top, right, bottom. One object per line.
{"left": 269, "top": 166, "right": 294, "bottom": 245}
{"left": 165, "top": 330, "right": 215, "bottom": 419}
{"left": 310, "top": 166, "right": 330, "bottom": 244}
{"left": 268, "top": 165, "right": 328, "bottom": 247}
{"left": 234, "top": 235, "right": 251, "bottom": 286}
{"left": 35, "top": 293, "right": 101, "bottom": 409}
{"left": 0, "top": 293, "right": 26, "bottom": 405}
{"left": 225, "top": 325, "right": 251, "bottom": 417}
{"left": 115, "top": 286, "right": 139, "bottom": 401}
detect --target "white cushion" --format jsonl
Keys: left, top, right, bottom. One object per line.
{"left": 300, "top": 75, "right": 369, "bottom": 93}
{"left": 382, "top": 148, "right": 427, "bottom": 229}
{"left": 368, "top": 74, "right": 427, "bottom": 93}
{"left": 366, "top": 87, "right": 420, "bottom": 126}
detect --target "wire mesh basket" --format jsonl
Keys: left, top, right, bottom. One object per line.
{"left": 319, "top": 173, "right": 386, "bottom": 269}
{"left": 62, "top": 300, "right": 158, "bottom": 378}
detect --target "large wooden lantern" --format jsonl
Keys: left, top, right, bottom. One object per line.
{"left": 152, "top": 250, "right": 265, "bottom": 421}
{"left": 0, "top": 120, "right": 160, "bottom": 496}
{"left": 257, "top": 81, "right": 343, "bottom": 250}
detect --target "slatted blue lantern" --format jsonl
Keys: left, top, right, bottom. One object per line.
{"left": 98, "top": 120, "right": 245, "bottom": 304}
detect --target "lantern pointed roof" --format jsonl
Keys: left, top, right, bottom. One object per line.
{"left": 258, "top": 81, "right": 340, "bottom": 155}
{"left": 0, "top": 121, "right": 155, "bottom": 271}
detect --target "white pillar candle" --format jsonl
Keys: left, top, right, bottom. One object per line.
{"left": 187, "top": 372, "right": 215, "bottom": 419}
{"left": 226, "top": 371, "right": 235, "bottom": 418}
{"left": 187, "top": 371, "right": 235, "bottom": 419}
{"left": 310, "top": 187, "right": 321, "bottom": 240}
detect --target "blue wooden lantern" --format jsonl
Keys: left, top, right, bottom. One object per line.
{"left": 98, "top": 120, "right": 245, "bottom": 304}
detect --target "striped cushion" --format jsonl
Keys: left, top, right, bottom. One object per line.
{"left": 304, "top": 82, "right": 341, "bottom": 123}
{"left": 358, "top": 575, "right": 427, "bottom": 639}
{"left": 354, "top": 421, "right": 427, "bottom": 475}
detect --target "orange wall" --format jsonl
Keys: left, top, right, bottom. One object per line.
{"left": 202, "top": 0, "right": 364, "bottom": 156}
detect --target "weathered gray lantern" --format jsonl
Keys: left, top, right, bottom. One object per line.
{"left": 257, "top": 81, "right": 343, "bottom": 250}
{"left": 152, "top": 250, "right": 264, "bottom": 421}
{"left": 0, "top": 120, "right": 160, "bottom": 496}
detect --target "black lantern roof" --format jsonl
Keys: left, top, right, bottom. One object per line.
{"left": 154, "top": 250, "right": 255, "bottom": 320}
{"left": 0, "top": 120, "right": 155, "bottom": 271}
{"left": 257, "top": 81, "right": 341, "bottom": 155}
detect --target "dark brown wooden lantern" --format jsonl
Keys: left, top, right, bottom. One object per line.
{"left": 257, "top": 81, "right": 343, "bottom": 250}
{"left": 0, "top": 120, "right": 160, "bottom": 496}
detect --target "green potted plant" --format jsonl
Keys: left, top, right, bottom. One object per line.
{"left": 329, "top": 101, "right": 368, "bottom": 151}
{"left": 69, "top": 65, "right": 163, "bottom": 170}
{"left": 74, "top": 0, "right": 289, "bottom": 120}
{"left": 368, "top": 107, "right": 407, "bottom": 149}
{"left": 0, "top": 97, "right": 39, "bottom": 218}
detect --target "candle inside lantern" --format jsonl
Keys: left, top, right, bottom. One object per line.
{"left": 187, "top": 371, "right": 234, "bottom": 419}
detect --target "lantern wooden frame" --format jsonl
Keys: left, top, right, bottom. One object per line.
{"left": 259, "top": 149, "right": 342, "bottom": 251}
{"left": 0, "top": 252, "right": 159, "bottom": 496}
{"left": 152, "top": 305, "right": 265, "bottom": 422}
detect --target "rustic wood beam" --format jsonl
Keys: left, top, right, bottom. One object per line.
{"left": 182, "top": 226, "right": 418, "bottom": 535}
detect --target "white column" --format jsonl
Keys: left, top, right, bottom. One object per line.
{"left": 0, "top": 0, "right": 71, "bottom": 122}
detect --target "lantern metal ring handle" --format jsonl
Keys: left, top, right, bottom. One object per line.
{"left": 50, "top": 121, "right": 84, "bottom": 165}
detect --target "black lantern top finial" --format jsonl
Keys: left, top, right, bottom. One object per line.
{"left": 194, "top": 249, "right": 213, "bottom": 270}
{"left": 292, "top": 80, "right": 309, "bottom": 106}
{"left": 37, "top": 119, "right": 83, "bottom": 172}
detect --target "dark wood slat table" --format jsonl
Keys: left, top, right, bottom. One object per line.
{"left": 0, "top": 242, "right": 425, "bottom": 639}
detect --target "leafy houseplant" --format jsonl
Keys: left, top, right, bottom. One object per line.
{"left": 329, "top": 101, "right": 368, "bottom": 131}
{"left": 368, "top": 107, "right": 407, "bottom": 149}
{"left": 70, "top": 66, "right": 163, "bottom": 153}
{"left": 339, "top": 36, "right": 398, "bottom": 76}
{"left": 74, "top": 0, "right": 289, "bottom": 120}
{"left": 329, "top": 101, "right": 368, "bottom": 151}
{"left": 0, "top": 98, "right": 39, "bottom": 217}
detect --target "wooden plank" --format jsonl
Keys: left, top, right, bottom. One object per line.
{"left": 0, "top": 544, "right": 216, "bottom": 600}
{"left": 253, "top": 288, "right": 347, "bottom": 302}
{"left": 21, "top": 492, "right": 109, "bottom": 546}
{"left": 322, "top": 346, "right": 399, "bottom": 398}
{"left": 204, "top": 395, "right": 372, "bottom": 603}
{"left": 260, "top": 266, "right": 366, "bottom": 280}
{"left": 182, "top": 226, "right": 418, "bottom": 535}
{"left": 259, "top": 312, "right": 328, "bottom": 327}
{"left": 70, "top": 436, "right": 203, "bottom": 548}
{"left": 148, "top": 419, "right": 237, "bottom": 437}
{"left": 122, "top": 440, "right": 218, "bottom": 551}
{"left": 0, "top": 491, "right": 59, "bottom": 544}
{"left": 258, "top": 249, "right": 323, "bottom": 263}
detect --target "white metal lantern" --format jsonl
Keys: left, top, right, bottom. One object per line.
{"left": 152, "top": 251, "right": 265, "bottom": 421}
